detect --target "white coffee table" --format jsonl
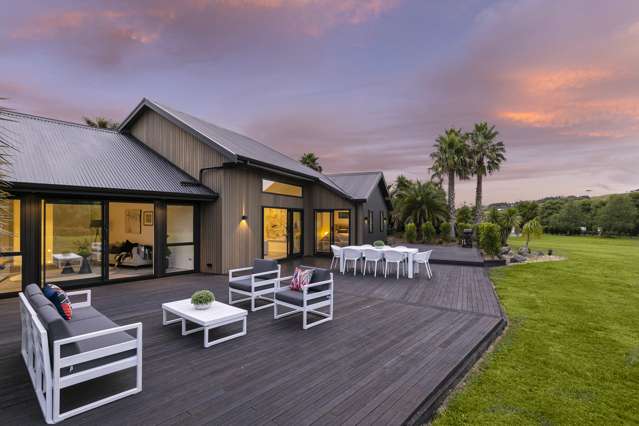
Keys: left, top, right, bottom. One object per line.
{"left": 162, "top": 299, "right": 247, "bottom": 348}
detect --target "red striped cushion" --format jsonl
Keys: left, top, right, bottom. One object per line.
{"left": 290, "top": 267, "right": 313, "bottom": 291}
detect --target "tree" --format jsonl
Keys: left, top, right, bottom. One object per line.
{"left": 597, "top": 195, "right": 637, "bottom": 235}
{"left": 392, "top": 180, "right": 447, "bottom": 231}
{"left": 430, "top": 128, "right": 469, "bottom": 240}
{"left": 456, "top": 204, "right": 473, "bottom": 224}
{"left": 522, "top": 217, "right": 543, "bottom": 252}
{"left": 517, "top": 200, "right": 541, "bottom": 224}
{"left": 390, "top": 175, "right": 413, "bottom": 199}
{"left": 477, "top": 222, "right": 501, "bottom": 257}
{"left": 468, "top": 122, "right": 506, "bottom": 223}
{"left": 498, "top": 207, "right": 521, "bottom": 246}
{"left": 299, "top": 152, "right": 322, "bottom": 172}
{"left": 549, "top": 201, "right": 584, "bottom": 234}
{"left": 83, "top": 116, "right": 119, "bottom": 129}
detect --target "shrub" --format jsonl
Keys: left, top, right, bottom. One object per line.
{"left": 456, "top": 222, "right": 472, "bottom": 239}
{"left": 404, "top": 223, "right": 417, "bottom": 243}
{"left": 477, "top": 222, "right": 501, "bottom": 257}
{"left": 440, "top": 222, "right": 451, "bottom": 241}
{"left": 191, "top": 290, "right": 215, "bottom": 305}
{"left": 421, "top": 221, "right": 436, "bottom": 242}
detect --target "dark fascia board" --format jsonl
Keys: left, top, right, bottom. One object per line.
{"left": 9, "top": 182, "right": 218, "bottom": 201}
{"left": 119, "top": 98, "right": 238, "bottom": 163}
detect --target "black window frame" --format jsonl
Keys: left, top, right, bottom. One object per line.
{"left": 368, "top": 210, "right": 374, "bottom": 233}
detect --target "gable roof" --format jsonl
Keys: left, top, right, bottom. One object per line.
{"left": 326, "top": 171, "right": 391, "bottom": 207}
{"left": 119, "top": 98, "right": 351, "bottom": 199}
{"left": 1, "top": 111, "right": 217, "bottom": 200}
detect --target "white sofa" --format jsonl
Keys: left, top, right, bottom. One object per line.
{"left": 19, "top": 284, "right": 142, "bottom": 424}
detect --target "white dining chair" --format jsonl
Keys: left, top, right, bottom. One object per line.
{"left": 394, "top": 245, "right": 409, "bottom": 266}
{"left": 330, "top": 245, "right": 343, "bottom": 271}
{"left": 362, "top": 248, "right": 384, "bottom": 277}
{"left": 413, "top": 250, "right": 433, "bottom": 279}
{"left": 342, "top": 248, "right": 362, "bottom": 276}
{"left": 384, "top": 250, "right": 405, "bottom": 279}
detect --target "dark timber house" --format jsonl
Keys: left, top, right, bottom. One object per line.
{"left": 0, "top": 98, "right": 390, "bottom": 296}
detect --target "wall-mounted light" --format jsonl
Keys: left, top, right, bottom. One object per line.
{"left": 364, "top": 217, "right": 368, "bottom": 224}
{"left": 241, "top": 214, "right": 248, "bottom": 222}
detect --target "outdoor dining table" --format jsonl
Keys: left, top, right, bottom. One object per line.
{"left": 338, "top": 245, "right": 420, "bottom": 278}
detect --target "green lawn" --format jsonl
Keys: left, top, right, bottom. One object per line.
{"left": 433, "top": 235, "right": 639, "bottom": 425}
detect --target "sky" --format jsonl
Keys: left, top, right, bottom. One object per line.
{"left": 1, "top": 0, "right": 638, "bottom": 205}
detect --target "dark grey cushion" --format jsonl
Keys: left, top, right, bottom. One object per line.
{"left": 61, "top": 315, "right": 135, "bottom": 375}
{"left": 30, "top": 293, "right": 55, "bottom": 309}
{"left": 275, "top": 289, "right": 329, "bottom": 307}
{"left": 253, "top": 259, "right": 279, "bottom": 280}
{"left": 69, "top": 306, "right": 103, "bottom": 322}
{"left": 35, "top": 304, "right": 80, "bottom": 358}
{"left": 25, "top": 283, "right": 42, "bottom": 298}
{"left": 229, "top": 277, "right": 274, "bottom": 292}
{"left": 309, "top": 268, "right": 331, "bottom": 292}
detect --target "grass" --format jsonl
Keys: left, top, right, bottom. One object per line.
{"left": 433, "top": 235, "right": 639, "bottom": 425}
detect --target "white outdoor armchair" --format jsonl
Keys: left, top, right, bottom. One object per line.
{"left": 342, "top": 248, "right": 362, "bottom": 276}
{"left": 384, "top": 250, "right": 406, "bottom": 279}
{"left": 229, "top": 259, "right": 281, "bottom": 312}
{"left": 274, "top": 267, "right": 334, "bottom": 329}
{"left": 413, "top": 250, "right": 433, "bottom": 279}
{"left": 362, "top": 249, "right": 384, "bottom": 277}
{"left": 330, "top": 245, "right": 342, "bottom": 271}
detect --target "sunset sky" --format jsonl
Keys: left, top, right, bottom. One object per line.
{"left": 2, "top": 0, "right": 638, "bottom": 205}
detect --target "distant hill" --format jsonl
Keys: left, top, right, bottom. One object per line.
{"left": 487, "top": 190, "right": 638, "bottom": 209}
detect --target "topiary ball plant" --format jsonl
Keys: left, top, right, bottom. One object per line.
{"left": 373, "top": 240, "right": 385, "bottom": 247}
{"left": 191, "top": 290, "right": 215, "bottom": 310}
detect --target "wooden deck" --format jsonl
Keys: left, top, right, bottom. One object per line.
{"left": 0, "top": 257, "right": 505, "bottom": 425}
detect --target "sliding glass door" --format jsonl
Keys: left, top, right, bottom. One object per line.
{"left": 314, "top": 209, "right": 351, "bottom": 255}
{"left": 263, "top": 207, "right": 303, "bottom": 260}
{"left": 108, "top": 202, "right": 154, "bottom": 280}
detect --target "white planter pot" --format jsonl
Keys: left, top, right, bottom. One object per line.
{"left": 193, "top": 302, "right": 211, "bottom": 310}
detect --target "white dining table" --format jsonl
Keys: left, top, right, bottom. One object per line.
{"left": 338, "top": 245, "right": 419, "bottom": 278}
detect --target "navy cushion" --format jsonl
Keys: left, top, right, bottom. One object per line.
{"left": 229, "top": 277, "right": 274, "bottom": 292}
{"left": 252, "top": 259, "right": 279, "bottom": 280}
{"left": 275, "top": 289, "right": 329, "bottom": 307}
{"left": 43, "top": 284, "right": 73, "bottom": 320}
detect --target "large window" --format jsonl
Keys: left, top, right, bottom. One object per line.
{"left": 0, "top": 199, "right": 21, "bottom": 294}
{"left": 166, "top": 204, "right": 194, "bottom": 273}
{"left": 108, "top": 202, "right": 154, "bottom": 280}
{"left": 368, "top": 210, "right": 374, "bottom": 233}
{"left": 262, "top": 179, "right": 303, "bottom": 198}
{"left": 43, "top": 201, "right": 103, "bottom": 284}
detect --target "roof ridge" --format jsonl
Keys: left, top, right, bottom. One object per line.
{"left": 1, "top": 110, "right": 119, "bottom": 133}
{"left": 150, "top": 99, "right": 324, "bottom": 176}
{"left": 326, "top": 171, "right": 381, "bottom": 176}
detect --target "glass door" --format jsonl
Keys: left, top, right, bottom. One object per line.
{"left": 263, "top": 207, "right": 303, "bottom": 260}
{"left": 314, "top": 209, "right": 351, "bottom": 255}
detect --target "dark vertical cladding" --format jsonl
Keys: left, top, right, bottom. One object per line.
{"left": 20, "top": 194, "right": 41, "bottom": 288}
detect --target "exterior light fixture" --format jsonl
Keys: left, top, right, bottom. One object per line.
{"left": 364, "top": 217, "right": 368, "bottom": 224}
{"left": 241, "top": 214, "right": 248, "bottom": 222}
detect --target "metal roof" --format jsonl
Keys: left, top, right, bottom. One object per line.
{"left": 120, "top": 98, "right": 352, "bottom": 199}
{"left": 1, "top": 111, "right": 217, "bottom": 200}
{"left": 326, "top": 171, "right": 390, "bottom": 205}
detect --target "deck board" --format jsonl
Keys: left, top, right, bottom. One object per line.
{"left": 0, "top": 256, "right": 504, "bottom": 425}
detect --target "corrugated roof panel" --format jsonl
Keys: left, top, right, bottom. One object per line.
{"left": 1, "top": 111, "right": 217, "bottom": 199}
{"left": 144, "top": 100, "right": 351, "bottom": 198}
{"left": 325, "top": 172, "right": 384, "bottom": 200}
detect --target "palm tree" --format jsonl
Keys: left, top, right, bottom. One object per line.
{"left": 389, "top": 175, "right": 413, "bottom": 199}
{"left": 299, "top": 152, "right": 322, "bottom": 172}
{"left": 430, "top": 128, "right": 469, "bottom": 240}
{"left": 521, "top": 217, "right": 543, "bottom": 252}
{"left": 468, "top": 122, "right": 506, "bottom": 223}
{"left": 498, "top": 207, "right": 521, "bottom": 246}
{"left": 392, "top": 180, "right": 447, "bottom": 230}
{"left": 83, "top": 116, "right": 119, "bottom": 129}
